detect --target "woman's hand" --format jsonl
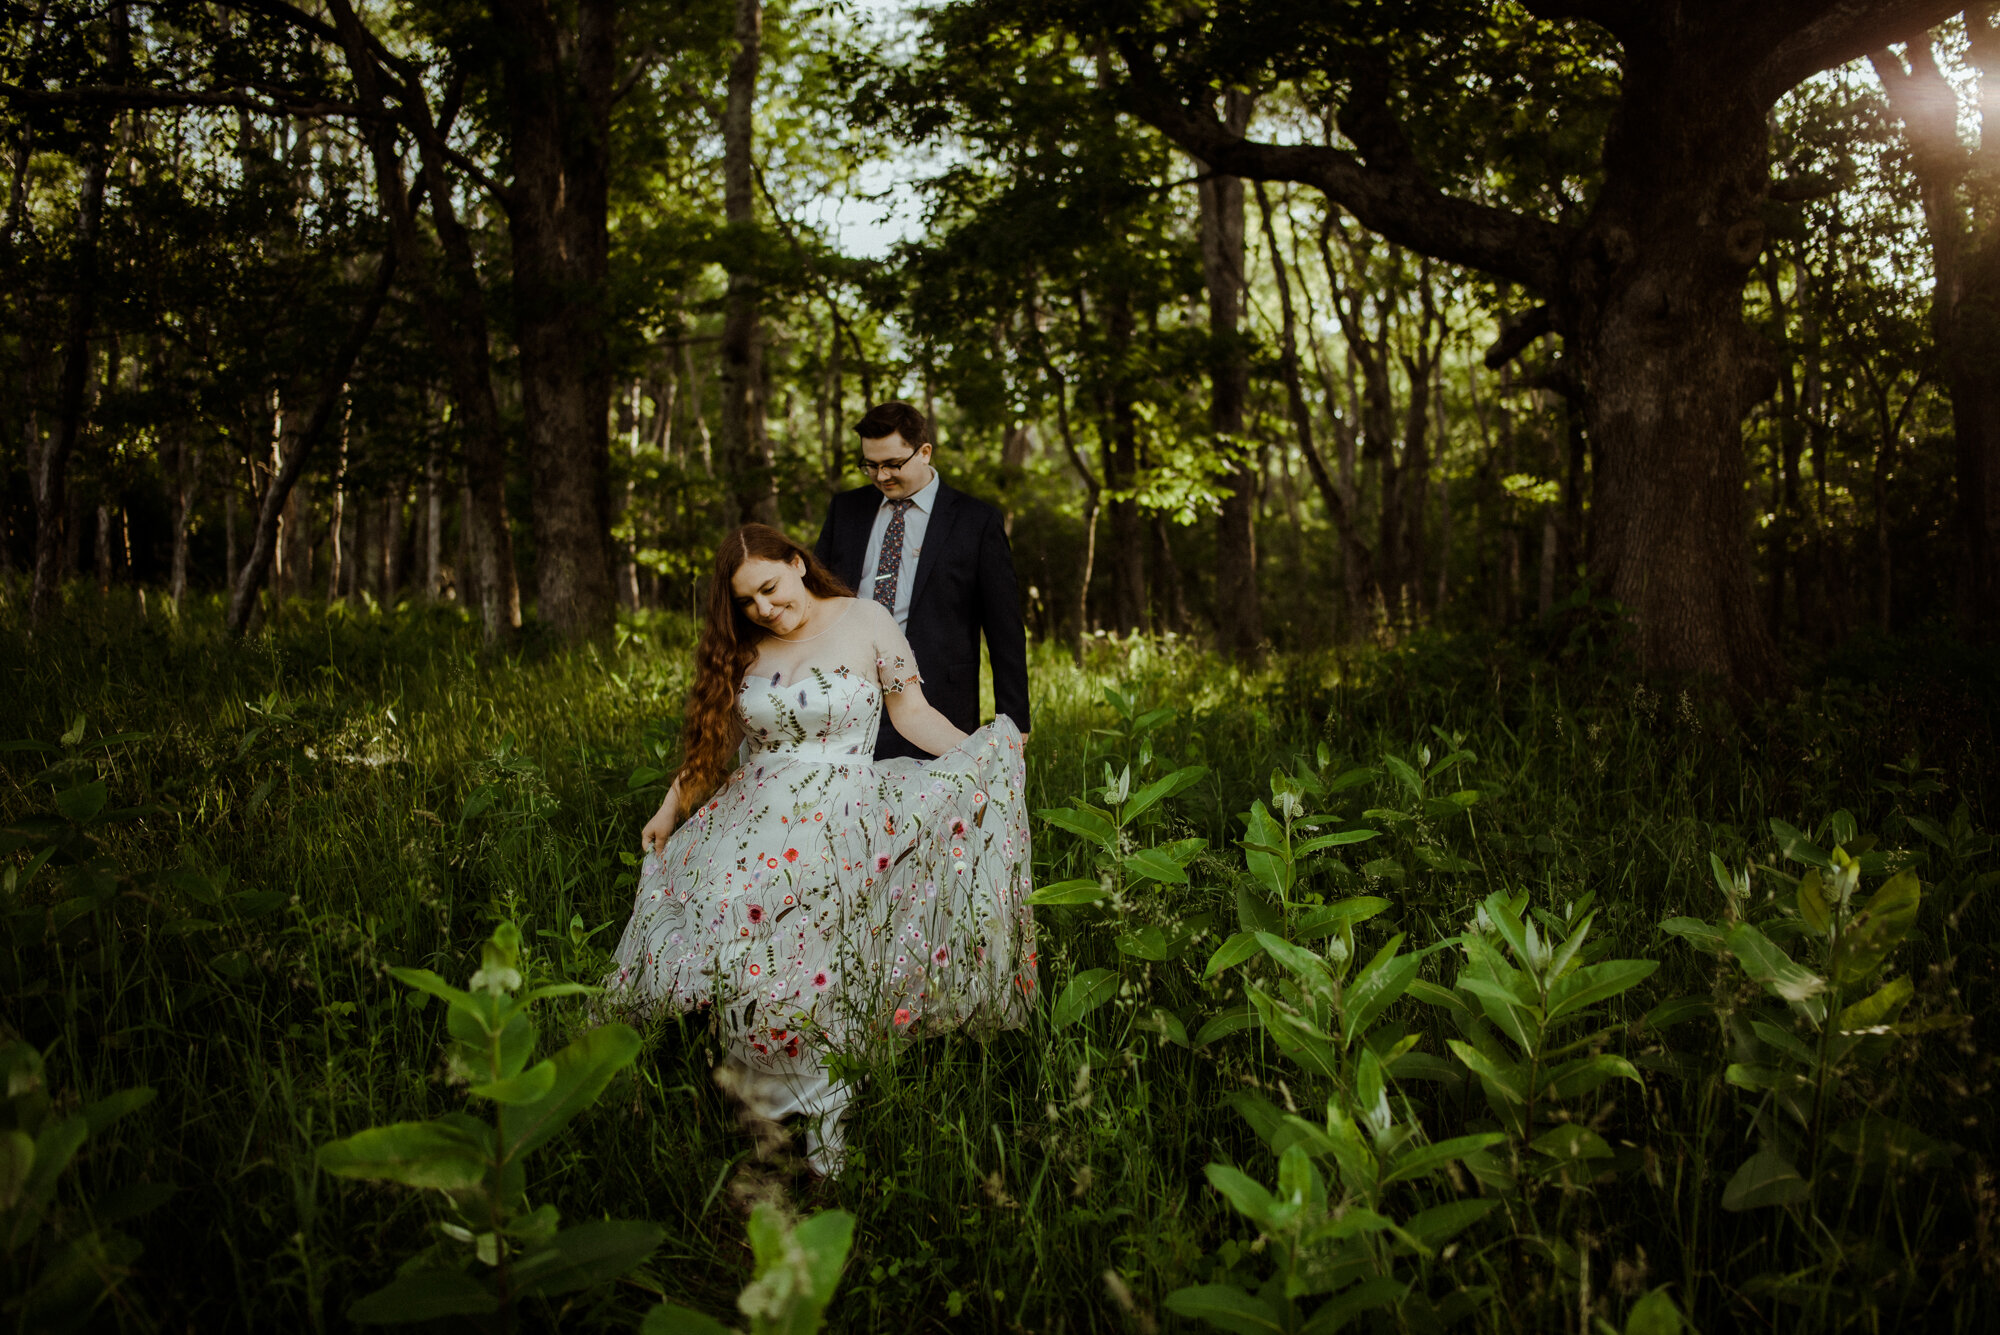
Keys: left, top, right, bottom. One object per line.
{"left": 642, "top": 785, "right": 684, "bottom": 855}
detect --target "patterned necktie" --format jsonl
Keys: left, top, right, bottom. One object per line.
{"left": 873, "top": 499, "right": 917, "bottom": 612}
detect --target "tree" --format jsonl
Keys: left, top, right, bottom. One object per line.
{"left": 1014, "top": 0, "right": 1968, "bottom": 691}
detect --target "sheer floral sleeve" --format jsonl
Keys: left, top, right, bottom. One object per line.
{"left": 869, "top": 602, "right": 924, "bottom": 695}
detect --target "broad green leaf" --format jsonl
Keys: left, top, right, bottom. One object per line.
{"left": 1530, "top": 1124, "right": 1613, "bottom": 1161}
{"left": 1123, "top": 847, "right": 1190, "bottom": 885}
{"left": 1543, "top": 1054, "right": 1644, "bottom": 1100}
{"left": 468, "top": 1060, "right": 558, "bottom": 1105}
{"left": 1544, "top": 912, "right": 1595, "bottom": 983}
{"left": 1827, "top": 1113, "right": 1955, "bottom": 1171}
{"left": 1831, "top": 870, "right": 1920, "bottom": 985}
{"left": 1193, "top": 1007, "right": 1258, "bottom": 1047}
{"left": 0, "top": 1130, "right": 33, "bottom": 1214}
{"left": 1050, "top": 969, "right": 1118, "bottom": 1028}
{"left": 1343, "top": 941, "right": 1426, "bottom": 1046}
{"left": 1660, "top": 917, "right": 1727, "bottom": 955}
{"left": 511, "top": 1219, "right": 666, "bottom": 1297}
{"left": 1724, "top": 923, "right": 1827, "bottom": 1015}
{"left": 1382, "top": 754, "right": 1424, "bottom": 799}
{"left": 1236, "top": 886, "right": 1283, "bottom": 935}
{"left": 1415, "top": 845, "right": 1478, "bottom": 873}
{"left": 1545, "top": 959, "right": 1658, "bottom": 1021}
{"left": 1380, "top": 1133, "right": 1509, "bottom": 1186}
{"left": 348, "top": 1270, "right": 499, "bottom": 1322}
{"left": 1446, "top": 1038, "right": 1527, "bottom": 1107}
{"left": 55, "top": 781, "right": 108, "bottom": 824}
{"left": 1123, "top": 765, "right": 1209, "bottom": 821}
{"left": 1275, "top": 1143, "right": 1327, "bottom": 1216}
{"left": 1035, "top": 805, "right": 1117, "bottom": 848}
{"left": 1838, "top": 975, "right": 1914, "bottom": 1031}
{"left": 1400, "top": 1198, "right": 1499, "bottom": 1250}
{"left": 1624, "top": 1288, "right": 1685, "bottom": 1335}
{"left": 1255, "top": 931, "right": 1335, "bottom": 987}
{"left": 1292, "top": 897, "right": 1390, "bottom": 941}
{"left": 1203, "top": 931, "right": 1262, "bottom": 977}
{"left": 389, "top": 968, "right": 481, "bottom": 1016}
{"left": 1477, "top": 892, "right": 1533, "bottom": 963}
{"left": 1247, "top": 987, "right": 1346, "bottom": 1081}
{"left": 792, "top": 1208, "right": 859, "bottom": 1305}
{"left": 317, "top": 1120, "right": 491, "bottom": 1191}
{"left": 1795, "top": 868, "right": 1831, "bottom": 935}
{"left": 1642, "top": 996, "right": 1715, "bottom": 1030}
{"left": 1164, "top": 1284, "right": 1287, "bottom": 1335}
{"left": 1203, "top": 1163, "right": 1277, "bottom": 1229}
{"left": 1749, "top": 1020, "right": 1818, "bottom": 1068}
{"left": 1905, "top": 815, "right": 1949, "bottom": 850}
{"left": 1721, "top": 1147, "right": 1810, "bottom": 1210}
{"left": 1406, "top": 978, "right": 1471, "bottom": 1017}
{"left": 640, "top": 1303, "right": 735, "bottom": 1335}
{"left": 80, "top": 1086, "right": 154, "bottom": 1134}
{"left": 1026, "top": 878, "right": 1108, "bottom": 906}
{"left": 1770, "top": 818, "right": 1830, "bottom": 868}
{"left": 1294, "top": 828, "right": 1380, "bottom": 856}
{"left": 1301, "top": 1276, "right": 1407, "bottom": 1334}
{"left": 1242, "top": 801, "right": 1292, "bottom": 900}
{"left": 1325, "top": 766, "right": 1376, "bottom": 794}
{"left": 1118, "top": 921, "right": 1204, "bottom": 961}
{"left": 500, "top": 1023, "right": 642, "bottom": 1162}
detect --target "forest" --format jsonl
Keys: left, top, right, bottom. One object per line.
{"left": 3, "top": 1, "right": 1999, "bottom": 1332}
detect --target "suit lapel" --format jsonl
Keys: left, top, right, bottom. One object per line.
{"left": 837, "top": 488, "right": 871, "bottom": 591}
{"left": 907, "top": 481, "right": 957, "bottom": 615}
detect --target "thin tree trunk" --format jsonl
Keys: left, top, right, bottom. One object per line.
{"left": 424, "top": 442, "right": 442, "bottom": 600}
{"left": 720, "top": 0, "right": 777, "bottom": 525}
{"left": 1197, "top": 90, "right": 1261, "bottom": 661}
{"left": 170, "top": 439, "right": 200, "bottom": 609}
{"left": 326, "top": 429, "right": 346, "bottom": 603}
{"left": 227, "top": 251, "right": 395, "bottom": 634}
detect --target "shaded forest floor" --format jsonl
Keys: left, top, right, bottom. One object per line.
{"left": 3, "top": 592, "right": 1999, "bottom": 1332}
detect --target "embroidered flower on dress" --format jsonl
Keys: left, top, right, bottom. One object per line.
{"left": 893, "top": 1007, "right": 913, "bottom": 1028}
{"left": 747, "top": 904, "right": 765, "bottom": 924}
{"left": 784, "top": 848, "right": 799, "bottom": 862}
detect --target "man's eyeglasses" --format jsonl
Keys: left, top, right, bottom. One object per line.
{"left": 855, "top": 445, "right": 923, "bottom": 476}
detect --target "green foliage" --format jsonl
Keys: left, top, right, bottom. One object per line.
{"left": 644, "top": 1202, "right": 856, "bottom": 1335}
{"left": 315, "top": 920, "right": 661, "bottom": 1327}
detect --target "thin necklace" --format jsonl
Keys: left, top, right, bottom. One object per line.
{"left": 772, "top": 598, "right": 852, "bottom": 644}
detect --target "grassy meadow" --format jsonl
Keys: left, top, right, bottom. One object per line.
{"left": 3, "top": 592, "right": 1998, "bottom": 1333}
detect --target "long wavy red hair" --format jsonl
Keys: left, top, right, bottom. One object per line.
{"left": 673, "top": 524, "right": 854, "bottom": 811}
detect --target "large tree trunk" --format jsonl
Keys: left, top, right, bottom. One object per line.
{"left": 720, "top": 0, "right": 777, "bottom": 526}
{"left": 1099, "top": 291, "right": 1146, "bottom": 635}
{"left": 1573, "top": 50, "right": 1783, "bottom": 693}
{"left": 1874, "top": 17, "right": 2000, "bottom": 639}
{"left": 1197, "top": 90, "right": 1262, "bottom": 662}
{"left": 492, "top": 0, "right": 618, "bottom": 640}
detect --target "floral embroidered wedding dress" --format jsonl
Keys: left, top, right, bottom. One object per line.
{"left": 603, "top": 598, "right": 1035, "bottom": 1168}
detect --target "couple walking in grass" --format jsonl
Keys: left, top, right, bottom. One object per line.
{"left": 601, "top": 402, "right": 1038, "bottom": 1175}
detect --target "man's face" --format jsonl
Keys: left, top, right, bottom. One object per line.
{"left": 859, "top": 431, "right": 935, "bottom": 500}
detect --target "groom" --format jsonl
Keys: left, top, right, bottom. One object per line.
{"left": 814, "top": 401, "right": 1031, "bottom": 760}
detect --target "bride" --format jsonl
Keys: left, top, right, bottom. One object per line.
{"left": 604, "top": 524, "right": 1036, "bottom": 1174}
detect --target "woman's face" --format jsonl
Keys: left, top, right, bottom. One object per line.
{"left": 731, "top": 555, "right": 814, "bottom": 637}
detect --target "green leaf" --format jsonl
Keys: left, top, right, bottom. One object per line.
{"left": 1026, "top": 878, "right": 1107, "bottom": 906}
{"left": 1236, "top": 886, "right": 1284, "bottom": 935}
{"left": 1660, "top": 917, "right": 1727, "bottom": 955}
{"left": 1118, "top": 920, "right": 1205, "bottom": 962}
{"left": 1242, "top": 801, "right": 1292, "bottom": 900}
{"left": 640, "top": 1302, "right": 736, "bottom": 1335}
{"left": 1905, "top": 815, "right": 1950, "bottom": 850}
{"left": 1795, "top": 868, "right": 1831, "bottom": 935}
{"left": 1301, "top": 1277, "right": 1407, "bottom": 1334}
{"left": 55, "top": 781, "right": 108, "bottom": 824}
{"left": 1246, "top": 987, "right": 1346, "bottom": 1081}
{"left": 1838, "top": 975, "right": 1914, "bottom": 1031}
{"left": 1380, "top": 1133, "right": 1509, "bottom": 1186}
{"left": 1343, "top": 939, "right": 1425, "bottom": 1046}
{"left": 1406, "top": 978, "right": 1471, "bottom": 1017}
{"left": 317, "top": 1120, "right": 491, "bottom": 1192}
{"left": 1294, "top": 829, "right": 1379, "bottom": 856}
{"left": 388, "top": 968, "right": 481, "bottom": 1016}
{"left": 468, "top": 1060, "right": 558, "bottom": 1105}
{"left": 1051, "top": 969, "right": 1118, "bottom": 1028}
{"left": 347, "top": 1270, "right": 499, "bottom": 1323}
{"left": 1292, "top": 897, "right": 1390, "bottom": 940}
{"left": 1446, "top": 1038, "right": 1527, "bottom": 1108}
{"left": 1831, "top": 870, "right": 1920, "bottom": 985}
{"left": 1721, "top": 1147, "right": 1811, "bottom": 1210}
{"left": 792, "top": 1208, "right": 858, "bottom": 1306}
{"left": 1770, "top": 818, "right": 1830, "bottom": 868}
{"left": 1542, "top": 1054, "right": 1644, "bottom": 1100}
{"left": 1400, "top": 1197, "right": 1500, "bottom": 1250}
{"left": 500, "top": 1023, "right": 643, "bottom": 1162}
{"left": 1382, "top": 754, "right": 1424, "bottom": 799}
{"left": 1642, "top": 996, "right": 1715, "bottom": 1030}
{"left": 511, "top": 1219, "right": 666, "bottom": 1297}
{"left": 81, "top": 1086, "right": 154, "bottom": 1134}
{"left": 1203, "top": 1163, "right": 1276, "bottom": 1230}
{"left": 1164, "top": 1284, "right": 1287, "bottom": 1335}
{"left": 1203, "top": 931, "right": 1262, "bottom": 978}
{"left": 1036, "top": 805, "right": 1117, "bottom": 848}
{"left": 1255, "top": 931, "right": 1335, "bottom": 987}
{"left": 1545, "top": 959, "right": 1658, "bottom": 1021}
{"left": 1122, "top": 847, "right": 1189, "bottom": 885}
{"left": 1724, "top": 923, "right": 1827, "bottom": 1014}
{"left": 1123, "top": 765, "right": 1209, "bottom": 821}
{"left": 1193, "top": 1007, "right": 1258, "bottom": 1047}
{"left": 1530, "top": 1124, "right": 1614, "bottom": 1161}
{"left": 1624, "top": 1288, "right": 1685, "bottom": 1335}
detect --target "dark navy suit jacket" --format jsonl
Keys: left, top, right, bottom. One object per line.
{"left": 813, "top": 481, "right": 1031, "bottom": 761}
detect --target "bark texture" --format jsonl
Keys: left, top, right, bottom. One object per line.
{"left": 720, "top": 0, "right": 778, "bottom": 526}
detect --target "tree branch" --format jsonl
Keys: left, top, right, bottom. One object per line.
{"left": 0, "top": 81, "right": 376, "bottom": 121}
{"left": 1112, "top": 35, "right": 1573, "bottom": 296}
{"left": 1759, "top": 0, "right": 1965, "bottom": 96}
{"left": 1483, "top": 305, "right": 1556, "bottom": 370}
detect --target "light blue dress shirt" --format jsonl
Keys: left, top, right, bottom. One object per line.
{"left": 858, "top": 472, "right": 940, "bottom": 630}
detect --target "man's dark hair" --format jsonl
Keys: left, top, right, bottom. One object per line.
{"left": 853, "top": 401, "right": 932, "bottom": 448}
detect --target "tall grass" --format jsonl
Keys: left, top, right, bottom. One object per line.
{"left": 2, "top": 590, "right": 1996, "bottom": 1332}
